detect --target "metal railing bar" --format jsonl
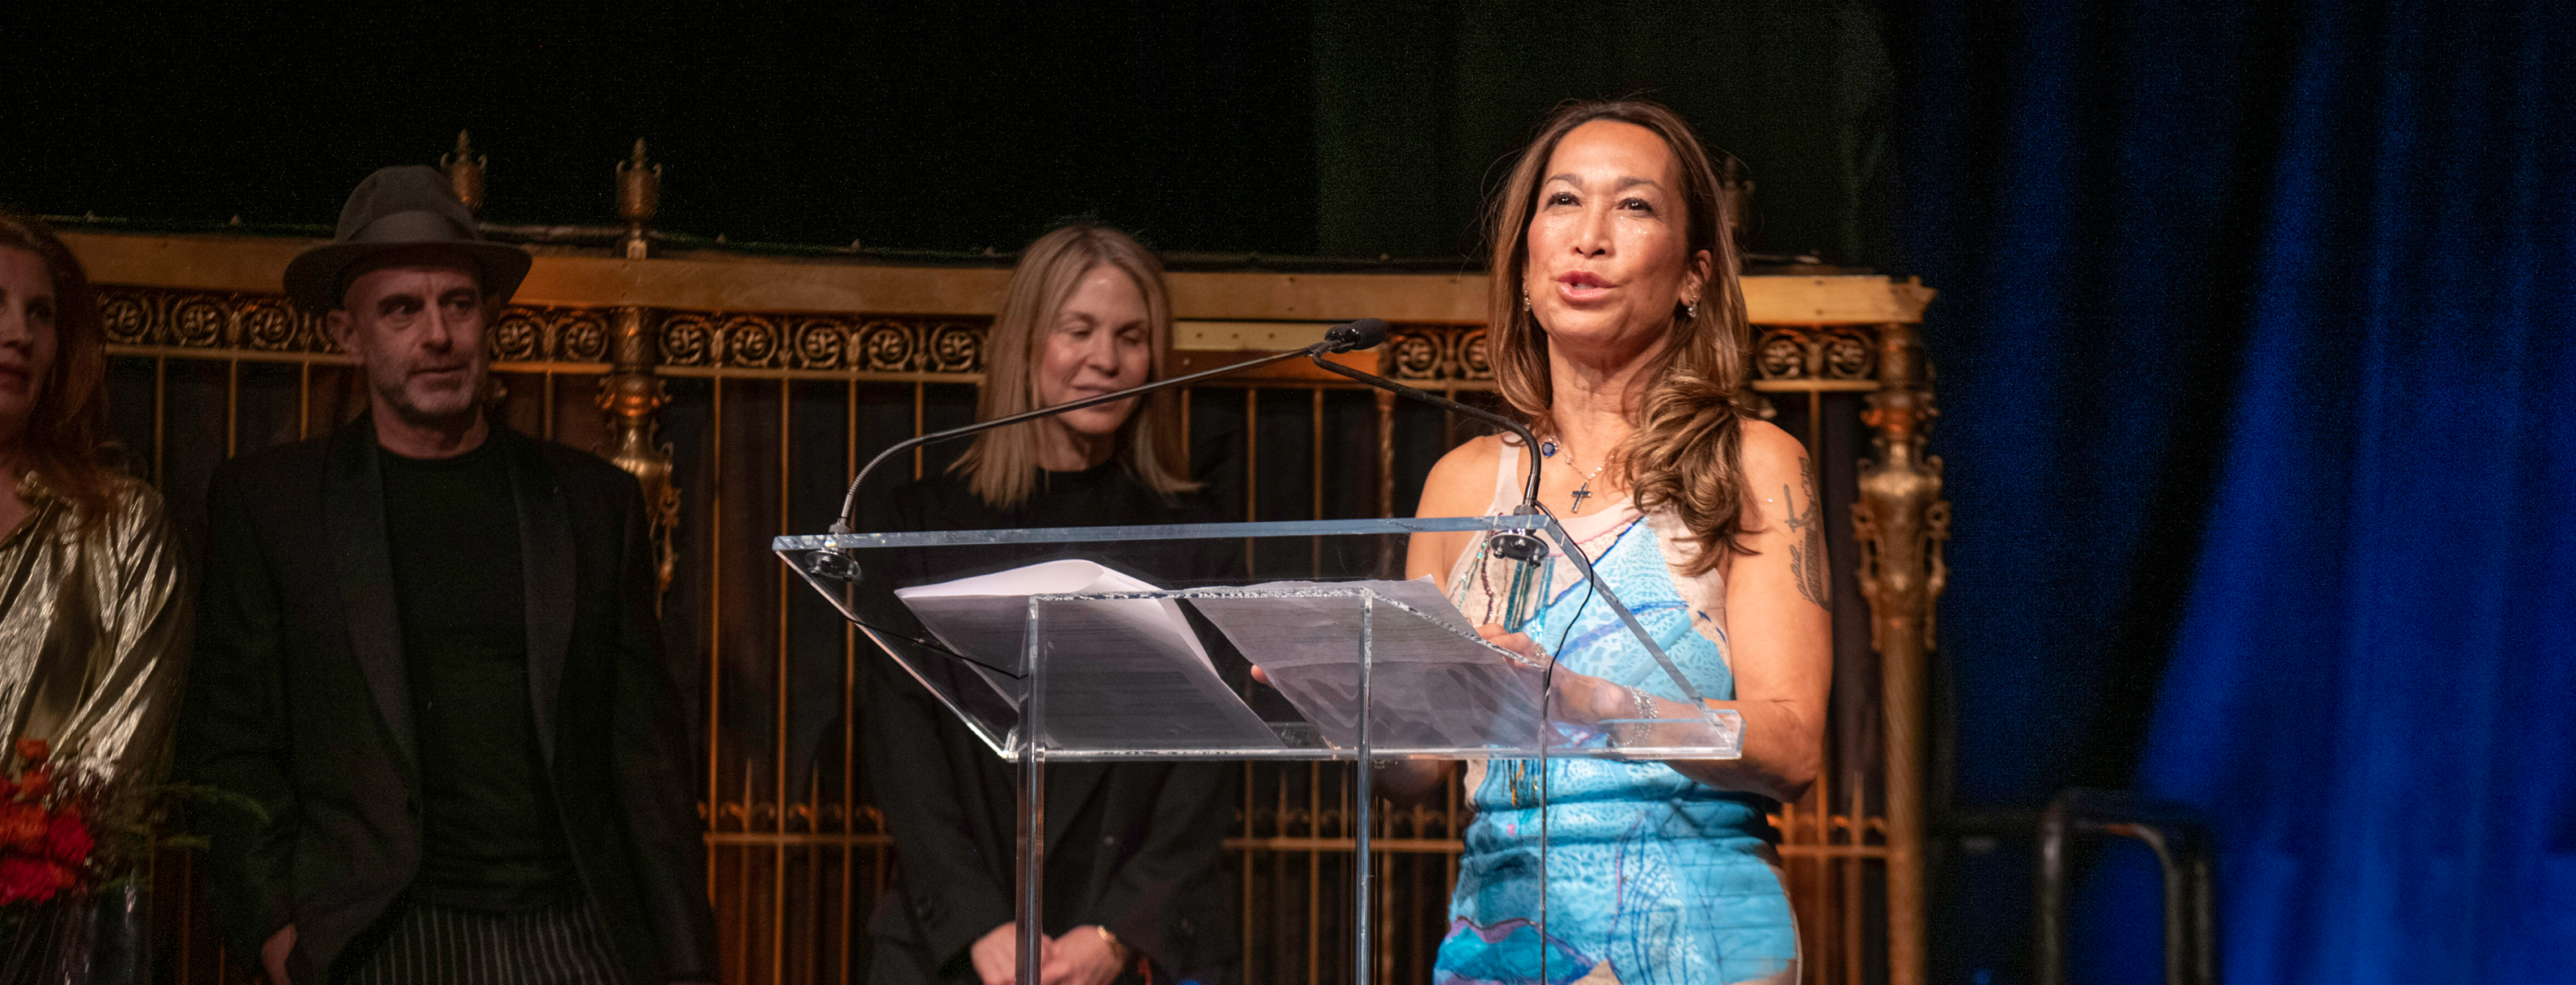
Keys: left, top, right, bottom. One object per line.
{"left": 1310, "top": 388, "right": 1324, "bottom": 578}
{"left": 773, "top": 379, "right": 790, "bottom": 985}
{"left": 707, "top": 376, "right": 725, "bottom": 919}
{"left": 1306, "top": 761, "right": 1321, "bottom": 985}
{"left": 1245, "top": 388, "right": 1259, "bottom": 580}
{"left": 1219, "top": 837, "right": 1465, "bottom": 853}
{"left": 782, "top": 514, "right": 1549, "bottom": 551}
{"left": 1770, "top": 843, "right": 1895, "bottom": 859}
{"left": 663, "top": 365, "right": 984, "bottom": 384}
{"left": 737, "top": 759, "right": 753, "bottom": 983}
{"left": 1750, "top": 379, "right": 1879, "bottom": 393}
{"left": 151, "top": 357, "right": 166, "bottom": 485}
{"left": 224, "top": 359, "right": 239, "bottom": 458}
{"left": 843, "top": 377, "right": 859, "bottom": 985}
{"left": 1241, "top": 760, "right": 1256, "bottom": 985}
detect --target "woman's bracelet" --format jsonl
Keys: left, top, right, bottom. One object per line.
{"left": 1620, "top": 686, "right": 1659, "bottom": 746}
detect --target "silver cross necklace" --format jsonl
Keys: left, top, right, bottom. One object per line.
{"left": 1540, "top": 440, "right": 1611, "bottom": 514}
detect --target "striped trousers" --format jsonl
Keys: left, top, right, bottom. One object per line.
{"left": 341, "top": 900, "right": 623, "bottom": 985}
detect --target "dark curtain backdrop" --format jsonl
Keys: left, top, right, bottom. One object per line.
{"left": 1893, "top": 1, "right": 2576, "bottom": 981}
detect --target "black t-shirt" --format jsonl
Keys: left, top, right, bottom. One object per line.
{"left": 379, "top": 439, "right": 579, "bottom": 911}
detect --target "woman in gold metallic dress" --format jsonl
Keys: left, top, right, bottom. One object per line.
{"left": 0, "top": 212, "right": 189, "bottom": 847}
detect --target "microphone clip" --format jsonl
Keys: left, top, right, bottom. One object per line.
{"left": 1489, "top": 528, "right": 1549, "bottom": 563}
{"left": 802, "top": 548, "right": 860, "bottom": 584}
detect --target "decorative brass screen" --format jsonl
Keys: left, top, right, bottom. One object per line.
{"left": 73, "top": 234, "right": 1939, "bottom": 985}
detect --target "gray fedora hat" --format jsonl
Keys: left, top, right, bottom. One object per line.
{"left": 284, "top": 165, "right": 532, "bottom": 312}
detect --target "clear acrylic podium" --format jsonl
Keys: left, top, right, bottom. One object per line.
{"left": 777, "top": 516, "right": 1742, "bottom": 984}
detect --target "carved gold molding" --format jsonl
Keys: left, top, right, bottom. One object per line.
{"left": 100, "top": 288, "right": 316, "bottom": 352}
{"left": 93, "top": 286, "right": 996, "bottom": 378}
{"left": 65, "top": 231, "right": 1933, "bottom": 325}
{"left": 656, "top": 312, "right": 988, "bottom": 374}
{"left": 1383, "top": 324, "right": 1491, "bottom": 384}
{"left": 1755, "top": 325, "right": 1879, "bottom": 384}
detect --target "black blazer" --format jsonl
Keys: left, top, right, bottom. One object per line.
{"left": 179, "top": 418, "right": 714, "bottom": 983}
{"left": 856, "top": 467, "right": 1240, "bottom": 985}
{"left": 864, "top": 657, "right": 1239, "bottom": 985}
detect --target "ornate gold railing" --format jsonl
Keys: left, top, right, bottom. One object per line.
{"left": 72, "top": 211, "right": 1938, "bottom": 985}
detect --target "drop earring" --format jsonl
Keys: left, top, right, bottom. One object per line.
{"left": 1684, "top": 299, "right": 1700, "bottom": 321}
{"left": 1523, "top": 292, "right": 1534, "bottom": 312}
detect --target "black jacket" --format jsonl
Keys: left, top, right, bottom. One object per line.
{"left": 857, "top": 465, "right": 1241, "bottom": 985}
{"left": 179, "top": 418, "right": 714, "bottom": 983}
{"left": 864, "top": 660, "right": 1240, "bottom": 985}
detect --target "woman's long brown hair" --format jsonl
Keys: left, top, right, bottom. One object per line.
{"left": 0, "top": 212, "right": 121, "bottom": 524}
{"left": 949, "top": 223, "right": 1197, "bottom": 510}
{"left": 1485, "top": 100, "right": 1754, "bottom": 573}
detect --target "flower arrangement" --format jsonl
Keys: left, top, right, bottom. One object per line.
{"left": 0, "top": 739, "right": 95, "bottom": 908}
{"left": 0, "top": 738, "right": 257, "bottom": 983}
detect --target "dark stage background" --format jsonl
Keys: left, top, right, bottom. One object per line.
{"left": 0, "top": 2, "right": 1892, "bottom": 266}
{"left": 11, "top": 2, "right": 2570, "bottom": 982}
{"left": 1891, "top": 1, "right": 2576, "bottom": 982}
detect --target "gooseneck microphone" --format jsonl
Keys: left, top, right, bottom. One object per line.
{"left": 826, "top": 317, "right": 1396, "bottom": 537}
{"left": 1298, "top": 339, "right": 1549, "bottom": 563}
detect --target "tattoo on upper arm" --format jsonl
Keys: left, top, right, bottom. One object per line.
{"left": 1782, "top": 456, "right": 1831, "bottom": 610}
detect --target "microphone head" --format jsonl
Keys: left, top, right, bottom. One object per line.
{"left": 1324, "top": 317, "right": 1389, "bottom": 353}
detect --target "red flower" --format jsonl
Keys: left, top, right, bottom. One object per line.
{"left": 0, "top": 805, "right": 42, "bottom": 850}
{"left": 41, "top": 810, "right": 91, "bottom": 864}
{"left": 0, "top": 775, "right": 12, "bottom": 800}
{"left": 13, "top": 769, "right": 49, "bottom": 801}
{"left": 0, "top": 855, "right": 74, "bottom": 905}
{"left": 12, "top": 739, "right": 46, "bottom": 765}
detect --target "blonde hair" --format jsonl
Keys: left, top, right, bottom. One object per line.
{"left": 951, "top": 225, "right": 1198, "bottom": 510}
{"left": 1485, "top": 100, "right": 1754, "bottom": 573}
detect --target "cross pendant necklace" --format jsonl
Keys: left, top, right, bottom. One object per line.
{"left": 1541, "top": 440, "right": 1611, "bottom": 514}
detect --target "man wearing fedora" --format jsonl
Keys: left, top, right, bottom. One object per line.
{"left": 180, "top": 166, "right": 715, "bottom": 985}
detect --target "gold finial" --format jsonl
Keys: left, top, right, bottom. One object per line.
{"left": 1717, "top": 153, "right": 1755, "bottom": 255}
{"left": 440, "top": 129, "right": 488, "bottom": 216}
{"left": 616, "top": 138, "right": 660, "bottom": 259}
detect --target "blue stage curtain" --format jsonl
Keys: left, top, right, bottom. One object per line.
{"left": 1892, "top": 1, "right": 2576, "bottom": 980}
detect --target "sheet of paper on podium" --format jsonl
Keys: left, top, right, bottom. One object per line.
{"left": 1190, "top": 578, "right": 1551, "bottom": 751}
{"left": 896, "top": 559, "right": 1284, "bottom": 749}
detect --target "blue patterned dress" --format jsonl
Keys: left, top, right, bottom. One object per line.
{"left": 1434, "top": 445, "right": 1797, "bottom": 985}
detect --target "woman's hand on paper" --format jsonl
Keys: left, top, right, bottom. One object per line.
{"left": 1473, "top": 624, "right": 1639, "bottom": 728}
{"left": 1546, "top": 671, "right": 1646, "bottom": 728}
{"left": 1473, "top": 622, "right": 1544, "bottom": 661}
{"left": 1248, "top": 621, "right": 1547, "bottom": 688}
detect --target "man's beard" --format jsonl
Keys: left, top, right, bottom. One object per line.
{"left": 375, "top": 363, "right": 487, "bottom": 430}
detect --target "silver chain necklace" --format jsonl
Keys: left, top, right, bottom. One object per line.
{"left": 1540, "top": 440, "right": 1611, "bottom": 513}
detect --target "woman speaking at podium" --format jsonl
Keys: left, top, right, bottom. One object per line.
{"left": 1400, "top": 101, "right": 1832, "bottom": 984}
{"left": 858, "top": 225, "right": 1238, "bottom": 985}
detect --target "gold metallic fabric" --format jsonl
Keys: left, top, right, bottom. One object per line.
{"left": 0, "top": 473, "right": 189, "bottom": 799}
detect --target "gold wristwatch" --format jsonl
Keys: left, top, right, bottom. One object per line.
{"left": 1094, "top": 924, "right": 1131, "bottom": 966}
